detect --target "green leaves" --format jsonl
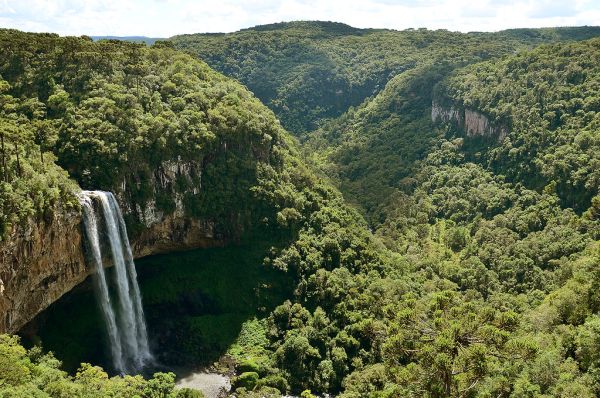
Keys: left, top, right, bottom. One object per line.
{"left": 0, "top": 335, "right": 185, "bottom": 397}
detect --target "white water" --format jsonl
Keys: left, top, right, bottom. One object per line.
{"left": 80, "top": 195, "right": 125, "bottom": 372}
{"left": 79, "top": 190, "right": 152, "bottom": 374}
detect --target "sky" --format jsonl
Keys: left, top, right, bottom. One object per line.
{"left": 0, "top": 0, "right": 599, "bottom": 38}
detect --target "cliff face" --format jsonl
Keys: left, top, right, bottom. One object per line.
{"left": 0, "top": 159, "right": 225, "bottom": 334}
{"left": 122, "top": 157, "right": 225, "bottom": 257}
{"left": 431, "top": 101, "right": 508, "bottom": 141}
{"left": 132, "top": 215, "right": 218, "bottom": 258}
{"left": 0, "top": 209, "right": 86, "bottom": 334}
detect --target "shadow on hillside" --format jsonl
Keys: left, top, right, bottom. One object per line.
{"left": 19, "top": 240, "right": 294, "bottom": 376}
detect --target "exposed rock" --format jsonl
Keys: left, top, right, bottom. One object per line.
{"left": 0, "top": 158, "right": 225, "bottom": 334}
{"left": 0, "top": 209, "right": 87, "bottom": 334}
{"left": 175, "top": 370, "right": 231, "bottom": 398}
{"left": 432, "top": 101, "right": 508, "bottom": 141}
{"left": 133, "top": 215, "right": 221, "bottom": 258}
{"left": 431, "top": 102, "right": 461, "bottom": 124}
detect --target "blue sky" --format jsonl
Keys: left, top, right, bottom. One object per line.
{"left": 0, "top": 0, "right": 599, "bottom": 37}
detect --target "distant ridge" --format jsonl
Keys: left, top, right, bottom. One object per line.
{"left": 240, "top": 20, "right": 369, "bottom": 35}
{"left": 171, "top": 22, "right": 600, "bottom": 133}
{"left": 91, "top": 36, "right": 163, "bottom": 45}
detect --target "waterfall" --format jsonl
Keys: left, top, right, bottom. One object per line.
{"left": 78, "top": 190, "right": 152, "bottom": 374}
{"left": 80, "top": 195, "right": 125, "bottom": 372}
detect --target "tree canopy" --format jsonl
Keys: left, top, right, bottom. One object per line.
{"left": 2, "top": 25, "right": 600, "bottom": 398}
{"left": 171, "top": 22, "right": 600, "bottom": 134}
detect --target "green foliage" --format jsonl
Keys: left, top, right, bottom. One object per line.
{"left": 0, "top": 335, "right": 180, "bottom": 397}
{"left": 234, "top": 386, "right": 281, "bottom": 398}
{"left": 4, "top": 23, "right": 600, "bottom": 398}
{"left": 172, "top": 22, "right": 600, "bottom": 134}
{"left": 439, "top": 38, "right": 600, "bottom": 211}
{"left": 175, "top": 388, "right": 205, "bottom": 398}
{"left": 0, "top": 28, "right": 399, "bottom": 398}
{"left": 304, "top": 64, "right": 447, "bottom": 222}
{"left": 242, "top": 32, "right": 600, "bottom": 398}
{"left": 301, "top": 390, "right": 317, "bottom": 398}
{"left": 0, "top": 29, "right": 286, "bottom": 237}
{"left": 0, "top": 89, "right": 79, "bottom": 237}
{"left": 233, "top": 372, "right": 259, "bottom": 390}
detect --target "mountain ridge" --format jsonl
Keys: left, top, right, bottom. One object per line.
{"left": 1, "top": 22, "right": 600, "bottom": 398}
{"left": 171, "top": 23, "right": 600, "bottom": 134}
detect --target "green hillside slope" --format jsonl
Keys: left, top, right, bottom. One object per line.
{"left": 171, "top": 22, "right": 600, "bottom": 134}
{"left": 0, "top": 29, "right": 390, "bottom": 398}
{"left": 438, "top": 38, "right": 600, "bottom": 211}
{"left": 2, "top": 28, "right": 600, "bottom": 398}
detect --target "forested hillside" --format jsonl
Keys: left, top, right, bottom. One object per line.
{"left": 171, "top": 22, "right": 600, "bottom": 134}
{"left": 304, "top": 64, "right": 441, "bottom": 222}
{"left": 320, "top": 37, "right": 600, "bottom": 397}
{"left": 2, "top": 24, "right": 600, "bottom": 398}
{"left": 0, "top": 29, "right": 300, "bottom": 238}
{"left": 438, "top": 38, "right": 600, "bottom": 212}
{"left": 289, "top": 36, "right": 600, "bottom": 398}
{"left": 170, "top": 24, "right": 600, "bottom": 397}
{"left": 0, "top": 29, "right": 393, "bottom": 398}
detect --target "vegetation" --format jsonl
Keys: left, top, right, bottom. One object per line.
{"left": 438, "top": 38, "right": 600, "bottom": 212}
{"left": 178, "top": 30, "right": 600, "bottom": 397}
{"left": 0, "top": 334, "right": 199, "bottom": 397}
{"left": 3, "top": 23, "right": 600, "bottom": 398}
{"left": 0, "top": 28, "right": 286, "bottom": 237}
{"left": 0, "top": 27, "right": 395, "bottom": 396}
{"left": 171, "top": 22, "right": 600, "bottom": 134}
{"left": 304, "top": 64, "right": 445, "bottom": 223}
{"left": 0, "top": 72, "right": 79, "bottom": 237}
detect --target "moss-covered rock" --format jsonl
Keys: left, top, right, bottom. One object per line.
{"left": 234, "top": 371, "right": 259, "bottom": 390}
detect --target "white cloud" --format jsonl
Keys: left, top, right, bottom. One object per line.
{"left": 0, "top": 0, "right": 598, "bottom": 37}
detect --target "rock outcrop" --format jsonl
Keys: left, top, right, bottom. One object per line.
{"left": 0, "top": 209, "right": 87, "bottom": 335}
{"left": 0, "top": 158, "right": 225, "bottom": 334}
{"left": 133, "top": 215, "right": 219, "bottom": 258}
{"left": 432, "top": 101, "right": 508, "bottom": 141}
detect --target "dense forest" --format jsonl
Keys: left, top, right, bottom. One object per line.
{"left": 171, "top": 22, "right": 600, "bottom": 134}
{"left": 170, "top": 24, "right": 600, "bottom": 397}
{"left": 1, "top": 21, "right": 600, "bottom": 398}
{"left": 0, "top": 29, "right": 392, "bottom": 397}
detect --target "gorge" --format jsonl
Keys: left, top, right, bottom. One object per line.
{"left": 1, "top": 23, "right": 600, "bottom": 398}
{"left": 0, "top": 161, "right": 224, "bottom": 336}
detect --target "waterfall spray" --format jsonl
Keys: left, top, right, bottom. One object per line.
{"left": 78, "top": 190, "right": 152, "bottom": 374}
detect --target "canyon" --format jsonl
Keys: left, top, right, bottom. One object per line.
{"left": 0, "top": 97, "right": 510, "bottom": 337}
{"left": 0, "top": 39, "right": 514, "bottom": 340}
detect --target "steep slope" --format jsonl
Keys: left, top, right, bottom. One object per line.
{"left": 3, "top": 28, "right": 600, "bottom": 398}
{"left": 0, "top": 29, "right": 395, "bottom": 397}
{"left": 0, "top": 29, "right": 388, "bottom": 329}
{"left": 304, "top": 64, "right": 442, "bottom": 223}
{"left": 327, "top": 38, "right": 600, "bottom": 398}
{"left": 171, "top": 21, "right": 600, "bottom": 134}
{"left": 435, "top": 38, "right": 600, "bottom": 212}
{"left": 0, "top": 30, "right": 276, "bottom": 333}
{"left": 215, "top": 39, "right": 600, "bottom": 398}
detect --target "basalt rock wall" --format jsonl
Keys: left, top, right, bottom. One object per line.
{"left": 0, "top": 158, "right": 225, "bottom": 334}
{"left": 431, "top": 100, "right": 509, "bottom": 141}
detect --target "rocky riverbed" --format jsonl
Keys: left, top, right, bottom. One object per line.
{"left": 175, "top": 370, "right": 231, "bottom": 398}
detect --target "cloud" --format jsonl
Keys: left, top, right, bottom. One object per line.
{"left": 0, "top": 0, "right": 598, "bottom": 37}
{"left": 527, "top": 0, "right": 578, "bottom": 18}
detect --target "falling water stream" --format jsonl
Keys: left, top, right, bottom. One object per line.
{"left": 79, "top": 190, "right": 152, "bottom": 374}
